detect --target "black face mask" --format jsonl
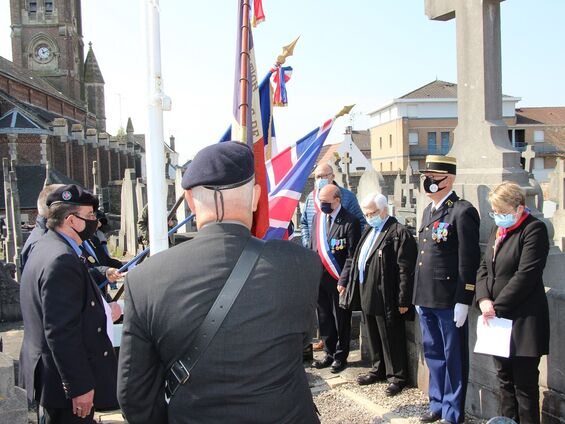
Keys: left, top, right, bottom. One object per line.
{"left": 423, "top": 176, "right": 448, "bottom": 194}
{"left": 320, "top": 202, "right": 334, "bottom": 214}
{"left": 71, "top": 215, "right": 99, "bottom": 242}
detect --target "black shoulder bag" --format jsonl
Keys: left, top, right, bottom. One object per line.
{"left": 164, "top": 237, "right": 265, "bottom": 401}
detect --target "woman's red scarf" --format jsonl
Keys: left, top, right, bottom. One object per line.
{"left": 493, "top": 209, "right": 530, "bottom": 259}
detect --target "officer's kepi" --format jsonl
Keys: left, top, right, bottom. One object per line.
{"left": 420, "top": 155, "right": 457, "bottom": 175}
{"left": 46, "top": 184, "right": 99, "bottom": 209}
{"left": 181, "top": 141, "right": 255, "bottom": 222}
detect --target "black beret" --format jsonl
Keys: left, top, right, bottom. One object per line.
{"left": 181, "top": 141, "right": 255, "bottom": 190}
{"left": 96, "top": 209, "right": 108, "bottom": 225}
{"left": 46, "top": 184, "right": 99, "bottom": 210}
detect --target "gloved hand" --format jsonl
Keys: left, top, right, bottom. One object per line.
{"left": 453, "top": 303, "right": 469, "bottom": 328}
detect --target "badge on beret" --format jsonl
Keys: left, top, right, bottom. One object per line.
{"left": 62, "top": 191, "right": 72, "bottom": 201}
{"left": 87, "top": 256, "right": 96, "bottom": 264}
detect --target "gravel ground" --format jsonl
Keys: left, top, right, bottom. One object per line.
{"left": 314, "top": 388, "right": 378, "bottom": 424}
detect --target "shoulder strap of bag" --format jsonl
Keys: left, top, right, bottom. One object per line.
{"left": 164, "top": 236, "right": 265, "bottom": 401}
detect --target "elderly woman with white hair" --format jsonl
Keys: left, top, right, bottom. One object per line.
{"left": 341, "top": 192, "right": 417, "bottom": 396}
{"left": 476, "top": 181, "right": 550, "bottom": 424}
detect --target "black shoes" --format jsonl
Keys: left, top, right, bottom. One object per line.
{"left": 330, "top": 359, "right": 347, "bottom": 373}
{"left": 420, "top": 411, "right": 442, "bottom": 423}
{"left": 385, "top": 382, "right": 405, "bottom": 397}
{"left": 312, "top": 355, "right": 333, "bottom": 369}
{"left": 356, "top": 373, "right": 385, "bottom": 386}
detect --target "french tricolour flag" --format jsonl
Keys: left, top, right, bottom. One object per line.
{"left": 264, "top": 118, "right": 335, "bottom": 240}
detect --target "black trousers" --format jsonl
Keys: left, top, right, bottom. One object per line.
{"left": 363, "top": 313, "right": 407, "bottom": 385}
{"left": 492, "top": 355, "right": 541, "bottom": 424}
{"left": 317, "top": 279, "right": 351, "bottom": 361}
{"left": 38, "top": 405, "right": 95, "bottom": 424}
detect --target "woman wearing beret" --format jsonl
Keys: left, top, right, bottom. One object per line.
{"left": 476, "top": 181, "right": 550, "bottom": 424}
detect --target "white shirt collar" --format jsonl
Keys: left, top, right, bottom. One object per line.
{"left": 432, "top": 190, "right": 454, "bottom": 210}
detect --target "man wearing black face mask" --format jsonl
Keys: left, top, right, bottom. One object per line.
{"left": 19, "top": 184, "right": 118, "bottom": 423}
{"left": 309, "top": 184, "right": 361, "bottom": 373}
{"left": 413, "top": 156, "right": 480, "bottom": 424}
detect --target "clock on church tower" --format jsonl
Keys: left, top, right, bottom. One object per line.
{"left": 10, "top": 0, "right": 86, "bottom": 103}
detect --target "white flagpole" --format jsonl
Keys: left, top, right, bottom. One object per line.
{"left": 144, "top": 0, "right": 171, "bottom": 254}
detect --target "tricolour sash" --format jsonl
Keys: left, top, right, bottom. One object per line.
{"left": 316, "top": 212, "right": 341, "bottom": 280}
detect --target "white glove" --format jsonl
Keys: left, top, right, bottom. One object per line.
{"left": 453, "top": 303, "right": 469, "bottom": 328}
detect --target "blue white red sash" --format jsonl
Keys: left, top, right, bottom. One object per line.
{"left": 313, "top": 188, "right": 321, "bottom": 213}
{"left": 316, "top": 212, "right": 341, "bottom": 280}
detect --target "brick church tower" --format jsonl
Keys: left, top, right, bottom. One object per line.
{"left": 10, "top": 0, "right": 86, "bottom": 103}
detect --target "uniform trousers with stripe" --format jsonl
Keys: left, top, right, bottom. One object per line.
{"left": 417, "top": 306, "right": 469, "bottom": 424}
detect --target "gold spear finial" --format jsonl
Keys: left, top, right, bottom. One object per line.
{"left": 276, "top": 36, "right": 300, "bottom": 65}
{"left": 335, "top": 104, "right": 355, "bottom": 118}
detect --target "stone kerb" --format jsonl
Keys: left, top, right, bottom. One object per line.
{"left": 0, "top": 353, "right": 27, "bottom": 424}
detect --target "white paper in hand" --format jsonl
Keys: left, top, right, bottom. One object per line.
{"left": 474, "top": 316, "right": 513, "bottom": 358}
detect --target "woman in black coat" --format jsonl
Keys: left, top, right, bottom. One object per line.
{"left": 476, "top": 181, "right": 550, "bottom": 424}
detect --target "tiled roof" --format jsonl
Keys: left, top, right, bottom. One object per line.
{"left": 400, "top": 80, "right": 458, "bottom": 99}
{"left": 515, "top": 107, "right": 565, "bottom": 126}
{"left": 399, "top": 79, "right": 515, "bottom": 100}
{"left": 0, "top": 56, "right": 84, "bottom": 108}
{"left": 351, "top": 130, "right": 370, "bottom": 158}
{"left": 316, "top": 144, "right": 340, "bottom": 170}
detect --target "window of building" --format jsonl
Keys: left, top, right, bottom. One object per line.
{"left": 408, "top": 132, "right": 419, "bottom": 145}
{"left": 441, "top": 132, "right": 450, "bottom": 154}
{"left": 427, "top": 132, "right": 437, "bottom": 154}
{"left": 509, "top": 129, "right": 526, "bottom": 149}
{"left": 390, "top": 162, "right": 393, "bottom": 171}
{"left": 379, "top": 137, "right": 382, "bottom": 150}
{"left": 389, "top": 134, "right": 392, "bottom": 148}
{"left": 45, "top": 1, "right": 54, "bottom": 13}
{"left": 380, "top": 163, "right": 383, "bottom": 172}
{"left": 534, "top": 130, "right": 545, "bottom": 143}
{"left": 29, "top": 1, "right": 37, "bottom": 13}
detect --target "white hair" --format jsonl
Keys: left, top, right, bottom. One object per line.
{"left": 361, "top": 192, "right": 388, "bottom": 211}
{"left": 191, "top": 179, "right": 255, "bottom": 215}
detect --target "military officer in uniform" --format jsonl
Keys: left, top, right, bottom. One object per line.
{"left": 19, "top": 184, "right": 118, "bottom": 424}
{"left": 413, "top": 156, "right": 480, "bottom": 424}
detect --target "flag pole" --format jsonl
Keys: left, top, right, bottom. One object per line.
{"left": 238, "top": 0, "right": 252, "bottom": 143}
{"left": 144, "top": 0, "right": 171, "bottom": 255}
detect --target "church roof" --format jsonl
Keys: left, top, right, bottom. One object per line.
{"left": 0, "top": 106, "right": 51, "bottom": 134}
{"left": 126, "top": 117, "right": 134, "bottom": 133}
{"left": 84, "top": 43, "right": 105, "bottom": 84}
{"left": 0, "top": 165, "right": 79, "bottom": 210}
{"left": 0, "top": 56, "right": 84, "bottom": 108}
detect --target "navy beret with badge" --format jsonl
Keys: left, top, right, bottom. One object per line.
{"left": 181, "top": 141, "right": 255, "bottom": 190}
{"left": 46, "top": 184, "right": 99, "bottom": 210}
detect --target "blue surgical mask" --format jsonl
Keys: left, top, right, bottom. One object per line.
{"left": 316, "top": 179, "right": 329, "bottom": 190}
{"left": 493, "top": 213, "right": 517, "bottom": 229}
{"left": 367, "top": 215, "right": 386, "bottom": 229}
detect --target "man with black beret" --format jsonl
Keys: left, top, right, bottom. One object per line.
{"left": 413, "top": 156, "right": 480, "bottom": 424}
{"left": 118, "top": 141, "right": 322, "bottom": 424}
{"left": 19, "top": 184, "right": 119, "bottom": 423}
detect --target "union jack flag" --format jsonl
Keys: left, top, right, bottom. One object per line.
{"left": 264, "top": 118, "right": 335, "bottom": 240}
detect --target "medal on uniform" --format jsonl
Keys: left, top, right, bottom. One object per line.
{"left": 330, "top": 238, "right": 336, "bottom": 254}
{"left": 87, "top": 256, "right": 96, "bottom": 264}
{"left": 432, "top": 222, "right": 450, "bottom": 243}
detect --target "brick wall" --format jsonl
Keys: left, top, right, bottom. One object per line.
{"left": 15, "top": 135, "right": 41, "bottom": 164}
{"left": 70, "top": 142, "right": 85, "bottom": 185}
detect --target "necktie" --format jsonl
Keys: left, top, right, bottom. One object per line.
{"left": 431, "top": 206, "right": 436, "bottom": 215}
{"left": 327, "top": 215, "right": 333, "bottom": 231}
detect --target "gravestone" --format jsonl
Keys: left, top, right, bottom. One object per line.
{"left": 338, "top": 152, "right": 352, "bottom": 190}
{"left": 117, "top": 169, "right": 139, "bottom": 256}
{"left": 424, "top": 1, "right": 565, "bottom": 422}
{"left": 0, "top": 261, "right": 21, "bottom": 321}
{"left": 0, "top": 353, "right": 27, "bottom": 424}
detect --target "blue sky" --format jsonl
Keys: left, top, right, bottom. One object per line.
{"left": 1, "top": 1, "right": 564, "bottom": 162}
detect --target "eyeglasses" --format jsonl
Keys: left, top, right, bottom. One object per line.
{"left": 363, "top": 209, "right": 380, "bottom": 219}
{"left": 71, "top": 213, "right": 97, "bottom": 220}
{"left": 315, "top": 172, "right": 334, "bottom": 179}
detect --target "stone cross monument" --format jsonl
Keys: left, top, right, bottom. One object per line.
{"left": 339, "top": 152, "right": 352, "bottom": 190}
